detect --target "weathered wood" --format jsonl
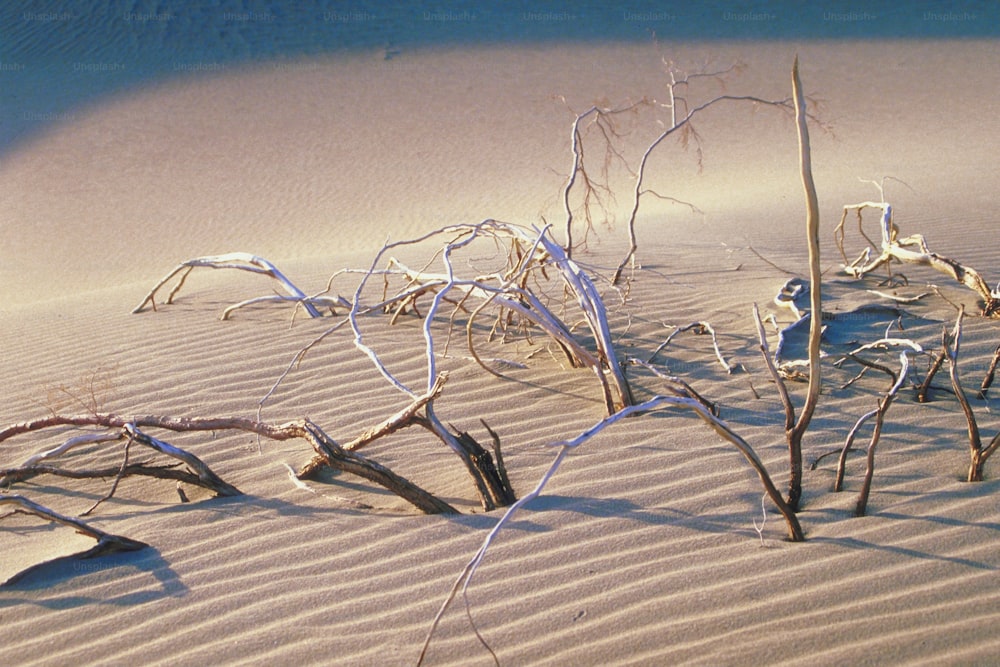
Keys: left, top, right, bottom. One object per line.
{"left": 0, "top": 421, "right": 241, "bottom": 498}
{"left": 977, "top": 343, "right": 1000, "bottom": 399}
{"left": 361, "top": 221, "right": 632, "bottom": 414}
{"left": 838, "top": 202, "right": 999, "bottom": 317}
{"left": 628, "top": 357, "right": 719, "bottom": 417}
{"left": 1, "top": 461, "right": 199, "bottom": 488}
{"left": 123, "top": 424, "right": 242, "bottom": 497}
{"left": 297, "top": 374, "right": 449, "bottom": 480}
{"left": 0, "top": 411, "right": 461, "bottom": 514}
{"left": 852, "top": 352, "right": 909, "bottom": 517}
{"left": 297, "top": 373, "right": 513, "bottom": 513}
{"left": 648, "top": 321, "right": 735, "bottom": 374}
{"left": 943, "top": 309, "right": 1000, "bottom": 482}
{"left": 787, "top": 55, "right": 823, "bottom": 512}
{"left": 293, "top": 419, "right": 458, "bottom": 514}
{"left": 132, "top": 253, "right": 326, "bottom": 318}
{"left": 450, "top": 425, "right": 517, "bottom": 508}
{"left": 917, "top": 346, "right": 947, "bottom": 403}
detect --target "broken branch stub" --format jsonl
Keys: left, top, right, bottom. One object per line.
{"left": 0, "top": 494, "right": 148, "bottom": 586}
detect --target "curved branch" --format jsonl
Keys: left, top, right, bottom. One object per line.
{"left": 132, "top": 253, "right": 323, "bottom": 318}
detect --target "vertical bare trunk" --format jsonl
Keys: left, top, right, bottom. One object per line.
{"left": 787, "top": 56, "right": 823, "bottom": 511}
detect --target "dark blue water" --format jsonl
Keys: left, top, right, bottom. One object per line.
{"left": 0, "top": 0, "right": 996, "bottom": 153}
{"left": 4, "top": 1, "right": 998, "bottom": 65}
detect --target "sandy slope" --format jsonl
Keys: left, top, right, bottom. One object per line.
{"left": 3, "top": 41, "right": 1000, "bottom": 666}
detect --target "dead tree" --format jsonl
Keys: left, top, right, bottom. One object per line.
{"left": 837, "top": 202, "right": 1000, "bottom": 316}
{"left": 421, "top": 58, "right": 825, "bottom": 665}
{"left": 752, "top": 57, "right": 823, "bottom": 513}
{"left": 343, "top": 221, "right": 633, "bottom": 416}
{"left": 289, "top": 220, "right": 632, "bottom": 507}
{"left": 557, "top": 61, "right": 823, "bottom": 285}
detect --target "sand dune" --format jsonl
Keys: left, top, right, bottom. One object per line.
{"left": 3, "top": 35, "right": 1000, "bottom": 667}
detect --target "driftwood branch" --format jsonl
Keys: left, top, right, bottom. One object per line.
{"left": 977, "top": 343, "right": 1000, "bottom": 399}
{"left": 2, "top": 461, "right": 198, "bottom": 490}
{"left": 785, "top": 55, "right": 823, "bottom": 512}
{"left": 291, "top": 419, "right": 458, "bottom": 514}
{"left": 297, "top": 373, "right": 449, "bottom": 479}
{"left": 0, "top": 422, "right": 240, "bottom": 498}
{"left": 917, "top": 345, "right": 948, "bottom": 403}
{"left": 627, "top": 358, "right": 719, "bottom": 416}
{"left": 754, "top": 304, "right": 796, "bottom": 433}
{"left": 812, "top": 338, "right": 920, "bottom": 512}
{"left": 353, "top": 222, "right": 632, "bottom": 414}
{"left": 837, "top": 351, "right": 909, "bottom": 517}
{"left": 124, "top": 424, "right": 242, "bottom": 496}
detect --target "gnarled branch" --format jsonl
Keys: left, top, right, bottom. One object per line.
{"left": 838, "top": 203, "right": 999, "bottom": 317}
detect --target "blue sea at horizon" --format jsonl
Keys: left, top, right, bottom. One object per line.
{"left": 0, "top": 0, "right": 996, "bottom": 153}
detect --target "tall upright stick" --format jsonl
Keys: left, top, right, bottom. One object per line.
{"left": 787, "top": 56, "right": 823, "bottom": 511}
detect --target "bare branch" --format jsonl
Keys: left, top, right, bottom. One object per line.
{"left": 942, "top": 308, "right": 997, "bottom": 481}
{"left": 132, "top": 253, "right": 326, "bottom": 318}
{"left": 853, "top": 351, "right": 909, "bottom": 516}
{"left": 977, "top": 343, "right": 1000, "bottom": 399}
{"left": 419, "top": 392, "right": 803, "bottom": 664}
{"left": 753, "top": 303, "right": 795, "bottom": 433}
{"left": 0, "top": 494, "right": 147, "bottom": 586}
{"left": 0, "top": 412, "right": 462, "bottom": 514}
